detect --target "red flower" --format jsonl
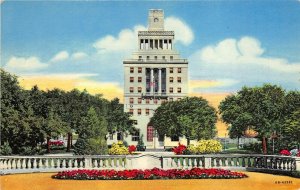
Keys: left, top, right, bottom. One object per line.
{"left": 172, "top": 143, "right": 187, "bottom": 155}
{"left": 128, "top": 145, "right": 136, "bottom": 154}
{"left": 49, "top": 140, "right": 64, "bottom": 146}
{"left": 280, "top": 149, "right": 291, "bottom": 156}
{"left": 52, "top": 168, "right": 247, "bottom": 180}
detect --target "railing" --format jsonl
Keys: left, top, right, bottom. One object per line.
{"left": 161, "top": 154, "right": 300, "bottom": 172}
{"left": 0, "top": 155, "right": 128, "bottom": 174}
{"left": 1, "top": 154, "right": 299, "bottom": 174}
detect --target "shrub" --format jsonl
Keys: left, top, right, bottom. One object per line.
{"left": 243, "top": 142, "right": 262, "bottom": 153}
{"left": 290, "top": 149, "right": 299, "bottom": 156}
{"left": 108, "top": 141, "right": 129, "bottom": 155}
{"left": 136, "top": 135, "right": 146, "bottom": 151}
{"left": 73, "top": 138, "right": 90, "bottom": 155}
{"left": 0, "top": 142, "right": 12, "bottom": 155}
{"left": 188, "top": 140, "right": 222, "bottom": 154}
{"left": 279, "top": 149, "right": 291, "bottom": 156}
{"left": 19, "top": 146, "right": 45, "bottom": 155}
{"left": 128, "top": 145, "right": 136, "bottom": 154}
{"left": 172, "top": 143, "right": 187, "bottom": 155}
{"left": 49, "top": 140, "right": 65, "bottom": 150}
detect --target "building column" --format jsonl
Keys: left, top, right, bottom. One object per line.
{"left": 158, "top": 68, "right": 162, "bottom": 94}
{"left": 167, "top": 40, "right": 169, "bottom": 49}
{"left": 150, "top": 68, "right": 154, "bottom": 93}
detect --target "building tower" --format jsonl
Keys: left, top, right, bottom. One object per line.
{"left": 123, "top": 9, "right": 188, "bottom": 149}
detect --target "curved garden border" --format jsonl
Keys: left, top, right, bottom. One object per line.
{"left": 52, "top": 168, "right": 248, "bottom": 180}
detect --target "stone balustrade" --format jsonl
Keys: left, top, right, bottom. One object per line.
{"left": 161, "top": 154, "right": 300, "bottom": 172}
{"left": 0, "top": 154, "right": 299, "bottom": 174}
{"left": 0, "top": 155, "right": 128, "bottom": 174}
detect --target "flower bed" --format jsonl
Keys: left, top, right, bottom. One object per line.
{"left": 52, "top": 168, "right": 248, "bottom": 180}
{"left": 279, "top": 149, "right": 291, "bottom": 156}
{"left": 108, "top": 141, "right": 136, "bottom": 155}
{"left": 172, "top": 140, "right": 222, "bottom": 155}
{"left": 49, "top": 140, "right": 64, "bottom": 150}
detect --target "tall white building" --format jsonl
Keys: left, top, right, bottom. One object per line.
{"left": 109, "top": 9, "right": 188, "bottom": 149}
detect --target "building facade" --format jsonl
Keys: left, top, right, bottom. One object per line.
{"left": 108, "top": 9, "right": 189, "bottom": 149}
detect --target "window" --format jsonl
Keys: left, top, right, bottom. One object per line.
{"left": 170, "top": 68, "right": 173, "bottom": 73}
{"left": 171, "top": 135, "right": 179, "bottom": 141}
{"left": 161, "top": 99, "right": 167, "bottom": 104}
{"left": 154, "top": 99, "right": 158, "bottom": 104}
{"left": 169, "top": 77, "right": 174, "bottom": 83}
{"left": 129, "top": 87, "right": 134, "bottom": 93}
{"left": 178, "top": 68, "right": 182, "bottom": 73}
{"left": 178, "top": 87, "right": 182, "bottom": 93}
{"left": 138, "top": 109, "right": 141, "bottom": 115}
{"left": 169, "top": 87, "right": 173, "bottom": 93}
{"left": 162, "top": 56, "right": 165, "bottom": 60}
{"left": 154, "top": 56, "right": 157, "bottom": 60}
{"left": 146, "top": 109, "right": 150, "bottom": 115}
{"left": 177, "top": 98, "right": 182, "bottom": 101}
{"left": 177, "top": 77, "right": 182, "bottom": 83}
{"left": 170, "top": 56, "right": 173, "bottom": 60}
{"left": 129, "top": 109, "right": 134, "bottom": 115}
{"left": 130, "top": 67, "right": 134, "bottom": 73}
{"left": 117, "top": 132, "right": 123, "bottom": 141}
{"left": 129, "top": 98, "right": 134, "bottom": 104}
{"left": 147, "top": 56, "right": 150, "bottom": 60}
{"left": 130, "top": 77, "right": 134, "bottom": 82}
{"left": 138, "top": 87, "right": 142, "bottom": 93}
{"left": 138, "top": 98, "right": 142, "bottom": 104}
{"left": 147, "top": 126, "right": 154, "bottom": 142}
{"left": 146, "top": 99, "right": 150, "bottom": 104}
{"left": 138, "top": 67, "right": 142, "bottom": 73}
{"left": 169, "top": 98, "right": 173, "bottom": 102}
{"left": 138, "top": 56, "right": 142, "bottom": 60}
{"left": 131, "top": 130, "right": 140, "bottom": 141}
{"left": 138, "top": 77, "right": 142, "bottom": 83}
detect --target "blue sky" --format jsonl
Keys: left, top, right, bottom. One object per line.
{"left": 2, "top": 0, "right": 300, "bottom": 98}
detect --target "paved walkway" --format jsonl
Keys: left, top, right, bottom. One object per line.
{"left": 1, "top": 172, "right": 299, "bottom": 190}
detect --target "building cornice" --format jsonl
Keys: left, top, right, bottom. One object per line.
{"left": 123, "top": 59, "right": 188, "bottom": 64}
{"left": 138, "top": 31, "right": 174, "bottom": 36}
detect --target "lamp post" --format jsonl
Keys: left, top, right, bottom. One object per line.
{"left": 224, "top": 133, "right": 227, "bottom": 151}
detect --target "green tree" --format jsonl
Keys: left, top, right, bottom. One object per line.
{"left": 150, "top": 97, "right": 217, "bottom": 145}
{"left": 74, "top": 107, "right": 108, "bottom": 155}
{"left": 282, "top": 110, "right": 300, "bottom": 149}
{"left": 44, "top": 110, "right": 70, "bottom": 153}
{"left": 219, "top": 84, "right": 288, "bottom": 154}
{"left": 1, "top": 70, "right": 45, "bottom": 154}
{"left": 107, "top": 98, "right": 134, "bottom": 140}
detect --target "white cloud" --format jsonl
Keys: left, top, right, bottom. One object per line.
{"left": 165, "top": 16, "right": 194, "bottom": 46}
{"left": 71, "top": 52, "right": 88, "bottom": 60}
{"left": 200, "top": 38, "right": 240, "bottom": 64}
{"left": 195, "top": 36, "right": 300, "bottom": 73}
{"left": 50, "top": 51, "right": 69, "bottom": 62}
{"left": 189, "top": 36, "right": 300, "bottom": 92}
{"left": 93, "top": 16, "right": 194, "bottom": 53}
{"left": 4, "top": 56, "right": 48, "bottom": 73}
{"left": 93, "top": 25, "right": 146, "bottom": 53}
{"left": 237, "top": 37, "right": 264, "bottom": 57}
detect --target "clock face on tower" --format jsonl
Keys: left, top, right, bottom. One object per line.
{"left": 154, "top": 18, "right": 159, "bottom": 22}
